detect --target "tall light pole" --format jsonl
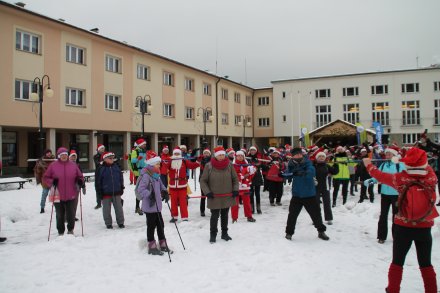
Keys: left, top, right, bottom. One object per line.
{"left": 197, "top": 107, "right": 213, "bottom": 148}
{"left": 30, "top": 75, "right": 54, "bottom": 157}
{"left": 136, "top": 95, "right": 152, "bottom": 139}
{"left": 239, "top": 114, "right": 251, "bottom": 149}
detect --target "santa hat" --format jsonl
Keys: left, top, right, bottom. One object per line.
{"left": 336, "top": 146, "right": 345, "bottom": 153}
{"left": 226, "top": 148, "right": 235, "bottom": 156}
{"left": 301, "top": 148, "right": 308, "bottom": 155}
{"left": 214, "top": 146, "right": 226, "bottom": 157}
{"left": 136, "top": 139, "right": 146, "bottom": 147}
{"left": 236, "top": 150, "right": 245, "bottom": 157}
{"left": 172, "top": 147, "right": 182, "bottom": 156}
{"left": 284, "top": 144, "right": 291, "bottom": 150}
{"left": 400, "top": 148, "right": 428, "bottom": 169}
{"left": 97, "top": 144, "right": 105, "bottom": 152}
{"left": 240, "top": 148, "right": 247, "bottom": 154}
{"left": 271, "top": 148, "right": 281, "bottom": 155}
{"left": 57, "top": 147, "right": 68, "bottom": 158}
{"left": 69, "top": 150, "right": 77, "bottom": 158}
{"left": 385, "top": 148, "right": 398, "bottom": 157}
{"left": 268, "top": 147, "right": 276, "bottom": 152}
{"left": 203, "top": 149, "right": 211, "bottom": 155}
{"left": 179, "top": 145, "right": 187, "bottom": 150}
{"left": 249, "top": 146, "right": 258, "bottom": 152}
{"left": 162, "top": 145, "right": 169, "bottom": 152}
{"left": 360, "top": 148, "right": 367, "bottom": 153}
{"left": 101, "top": 152, "right": 115, "bottom": 160}
{"left": 146, "top": 151, "right": 161, "bottom": 166}
{"left": 316, "top": 152, "right": 327, "bottom": 160}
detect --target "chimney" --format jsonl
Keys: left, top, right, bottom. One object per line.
{"left": 90, "top": 28, "right": 99, "bottom": 33}
{"left": 15, "top": 2, "right": 26, "bottom": 7}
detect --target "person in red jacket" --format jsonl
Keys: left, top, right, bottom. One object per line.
{"left": 160, "top": 145, "right": 171, "bottom": 188}
{"left": 363, "top": 147, "right": 438, "bottom": 293}
{"left": 231, "top": 151, "right": 256, "bottom": 223}
{"left": 166, "top": 147, "right": 200, "bottom": 222}
{"left": 266, "top": 149, "right": 285, "bottom": 206}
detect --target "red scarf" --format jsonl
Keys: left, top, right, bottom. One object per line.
{"left": 211, "top": 157, "right": 229, "bottom": 170}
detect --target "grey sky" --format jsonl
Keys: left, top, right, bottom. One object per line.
{"left": 7, "top": 0, "right": 440, "bottom": 88}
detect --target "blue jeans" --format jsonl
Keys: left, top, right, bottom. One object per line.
{"left": 40, "top": 187, "right": 50, "bottom": 209}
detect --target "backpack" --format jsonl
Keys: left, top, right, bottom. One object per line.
{"left": 134, "top": 173, "right": 145, "bottom": 201}
{"left": 397, "top": 181, "right": 435, "bottom": 225}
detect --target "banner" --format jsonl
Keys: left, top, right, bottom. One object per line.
{"left": 355, "top": 123, "right": 367, "bottom": 145}
{"left": 372, "top": 121, "right": 384, "bottom": 149}
{"left": 300, "top": 124, "right": 310, "bottom": 148}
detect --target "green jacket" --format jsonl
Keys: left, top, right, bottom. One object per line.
{"left": 331, "top": 155, "right": 351, "bottom": 180}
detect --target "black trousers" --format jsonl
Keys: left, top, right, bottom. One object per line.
{"left": 332, "top": 179, "right": 349, "bottom": 205}
{"left": 285, "top": 196, "right": 326, "bottom": 235}
{"left": 146, "top": 212, "right": 166, "bottom": 242}
{"left": 359, "top": 184, "right": 375, "bottom": 202}
{"left": 349, "top": 174, "right": 357, "bottom": 194}
{"left": 392, "top": 225, "right": 432, "bottom": 268}
{"left": 160, "top": 174, "right": 168, "bottom": 188}
{"left": 200, "top": 192, "right": 206, "bottom": 213}
{"left": 210, "top": 208, "right": 229, "bottom": 234}
{"left": 317, "top": 189, "right": 333, "bottom": 221}
{"left": 250, "top": 185, "right": 261, "bottom": 212}
{"left": 377, "top": 195, "right": 398, "bottom": 241}
{"left": 135, "top": 176, "right": 141, "bottom": 209}
{"left": 54, "top": 197, "right": 78, "bottom": 234}
{"left": 268, "top": 181, "right": 283, "bottom": 203}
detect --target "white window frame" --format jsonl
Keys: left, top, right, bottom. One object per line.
{"left": 221, "top": 113, "right": 229, "bottom": 125}
{"left": 185, "top": 107, "right": 194, "bottom": 120}
{"left": 258, "top": 96, "right": 269, "bottom": 106}
{"left": 371, "top": 85, "right": 388, "bottom": 95}
{"left": 402, "top": 100, "right": 420, "bottom": 126}
{"left": 184, "top": 78, "right": 194, "bottom": 91}
{"left": 234, "top": 115, "right": 242, "bottom": 126}
{"left": 372, "top": 102, "right": 390, "bottom": 126}
{"left": 137, "top": 64, "right": 150, "bottom": 80}
{"left": 14, "top": 79, "right": 33, "bottom": 101}
{"left": 401, "top": 83, "right": 419, "bottom": 93}
{"left": 402, "top": 133, "right": 420, "bottom": 144}
{"left": 105, "top": 55, "right": 121, "bottom": 73}
{"left": 66, "top": 44, "right": 85, "bottom": 65}
{"left": 343, "top": 103, "right": 360, "bottom": 124}
{"left": 221, "top": 88, "right": 228, "bottom": 100}
{"left": 315, "top": 89, "right": 331, "bottom": 99}
{"left": 435, "top": 100, "right": 440, "bottom": 125}
{"left": 203, "top": 83, "right": 212, "bottom": 96}
{"left": 105, "top": 94, "right": 121, "bottom": 111}
{"left": 258, "top": 118, "right": 270, "bottom": 127}
{"left": 163, "top": 72, "right": 174, "bottom": 86}
{"left": 315, "top": 105, "right": 332, "bottom": 127}
{"left": 246, "top": 95, "right": 252, "bottom": 106}
{"left": 163, "top": 103, "right": 174, "bottom": 117}
{"left": 16, "top": 29, "right": 40, "bottom": 54}
{"left": 342, "top": 87, "right": 359, "bottom": 97}
{"left": 434, "top": 81, "right": 440, "bottom": 92}
{"left": 65, "top": 87, "right": 85, "bottom": 107}
{"left": 234, "top": 92, "right": 241, "bottom": 103}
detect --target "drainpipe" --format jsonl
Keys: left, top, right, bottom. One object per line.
{"left": 251, "top": 89, "right": 255, "bottom": 147}
{"left": 215, "top": 78, "right": 221, "bottom": 145}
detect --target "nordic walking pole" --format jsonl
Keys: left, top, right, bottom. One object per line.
{"left": 79, "top": 189, "right": 84, "bottom": 237}
{"left": 154, "top": 194, "right": 172, "bottom": 263}
{"left": 194, "top": 168, "right": 197, "bottom": 192}
{"left": 166, "top": 201, "right": 186, "bottom": 250}
{"left": 48, "top": 186, "right": 56, "bottom": 242}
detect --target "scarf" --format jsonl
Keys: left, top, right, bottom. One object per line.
{"left": 211, "top": 157, "right": 230, "bottom": 170}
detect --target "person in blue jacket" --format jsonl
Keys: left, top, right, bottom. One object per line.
{"left": 284, "top": 148, "right": 329, "bottom": 241}
{"left": 364, "top": 148, "right": 405, "bottom": 244}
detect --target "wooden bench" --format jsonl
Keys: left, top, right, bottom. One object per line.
{"left": 83, "top": 172, "right": 95, "bottom": 182}
{"left": 0, "top": 177, "right": 32, "bottom": 190}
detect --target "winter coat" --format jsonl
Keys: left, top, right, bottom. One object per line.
{"left": 355, "top": 158, "right": 371, "bottom": 181}
{"left": 130, "top": 147, "right": 146, "bottom": 177}
{"left": 314, "top": 161, "right": 339, "bottom": 191}
{"left": 247, "top": 154, "right": 264, "bottom": 186}
{"left": 96, "top": 162, "right": 124, "bottom": 198}
{"left": 366, "top": 164, "right": 439, "bottom": 228}
{"left": 266, "top": 156, "right": 285, "bottom": 182}
{"left": 232, "top": 158, "right": 255, "bottom": 191}
{"left": 286, "top": 157, "right": 316, "bottom": 198}
{"left": 370, "top": 162, "right": 405, "bottom": 196}
{"left": 166, "top": 159, "right": 199, "bottom": 189}
{"left": 200, "top": 161, "right": 238, "bottom": 210}
{"left": 43, "top": 159, "right": 84, "bottom": 202}
{"left": 138, "top": 168, "right": 167, "bottom": 213}
{"left": 34, "top": 154, "right": 55, "bottom": 188}
{"left": 198, "top": 155, "right": 212, "bottom": 177}
{"left": 160, "top": 153, "right": 171, "bottom": 175}
{"left": 331, "top": 153, "right": 350, "bottom": 180}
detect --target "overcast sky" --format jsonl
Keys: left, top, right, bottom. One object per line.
{"left": 7, "top": 0, "right": 440, "bottom": 88}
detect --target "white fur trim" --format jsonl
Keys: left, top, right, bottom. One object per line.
{"left": 385, "top": 148, "right": 398, "bottom": 157}
{"left": 236, "top": 150, "right": 245, "bottom": 157}
{"left": 215, "top": 150, "right": 226, "bottom": 157}
{"left": 146, "top": 156, "right": 161, "bottom": 166}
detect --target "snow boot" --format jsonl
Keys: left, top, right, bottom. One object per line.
{"left": 247, "top": 217, "right": 256, "bottom": 222}
{"left": 318, "top": 231, "right": 330, "bottom": 241}
{"left": 378, "top": 239, "right": 385, "bottom": 244}
{"left": 270, "top": 203, "right": 276, "bottom": 207}
{"left": 118, "top": 224, "right": 125, "bottom": 229}
{"left": 221, "top": 232, "right": 232, "bottom": 241}
{"left": 169, "top": 218, "right": 178, "bottom": 223}
{"left": 148, "top": 241, "right": 164, "bottom": 256}
{"left": 201, "top": 211, "right": 205, "bottom": 217}
{"left": 386, "top": 263, "right": 403, "bottom": 293}
{"left": 420, "top": 266, "right": 437, "bottom": 293}
{"left": 67, "top": 230, "right": 74, "bottom": 235}
{"left": 40, "top": 208, "right": 44, "bottom": 214}
{"left": 94, "top": 204, "right": 102, "bottom": 210}
{"left": 256, "top": 204, "right": 262, "bottom": 214}
{"left": 276, "top": 202, "right": 282, "bottom": 206}
{"left": 285, "top": 234, "right": 292, "bottom": 240}
{"left": 209, "top": 233, "right": 217, "bottom": 243}
{"left": 0, "top": 237, "right": 7, "bottom": 242}
{"left": 159, "top": 239, "right": 173, "bottom": 253}
{"left": 135, "top": 207, "right": 143, "bottom": 216}
{"left": 106, "top": 225, "right": 113, "bottom": 229}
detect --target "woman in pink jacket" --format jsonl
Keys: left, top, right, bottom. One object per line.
{"left": 43, "top": 147, "right": 84, "bottom": 235}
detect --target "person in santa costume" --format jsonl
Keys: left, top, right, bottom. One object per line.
{"left": 265, "top": 148, "right": 285, "bottom": 206}
{"left": 364, "top": 148, "right": 438, "bottom": 293}
{"left": 165, "top": 147, "right": 200, "bottom": 222}
{"left": 231, "top": 151, "right": 257, "bottom": 222}
{"left": 160, "top": 145, "right": 171, "bottom": 188}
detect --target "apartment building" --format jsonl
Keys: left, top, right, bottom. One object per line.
{"left": 0, "top": 2, "right": 259, "bottom": 174}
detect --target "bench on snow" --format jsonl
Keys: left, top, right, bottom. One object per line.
{"left": 0, "top": 177, "right": 32, "bottom": 190}
{"left": 83, "top": 172, "right": 95, "bottom": 182}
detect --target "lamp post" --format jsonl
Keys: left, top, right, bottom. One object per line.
{"left": 239, "top": 115, "right": 251, "bottom": 149}
{"left": 30, "top": 75, "right": 54, "bottom": 157}
{"left": 197, "top": 107, "right": 213, "bottom": 148}
{"left": 136, "top": 95, "right": 152, "bottom": 139}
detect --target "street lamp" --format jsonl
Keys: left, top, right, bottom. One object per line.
{"left": 238, "top": 115, "right": 251, "bottom": 149}
{"left": 30, "top": 75, "right": 54, "bottom": 157}
{"left": 197, "top": 107, "right": 213, "bottom": 148}
{"left": 136, "top": 95, "right": 152, "bottom": 139}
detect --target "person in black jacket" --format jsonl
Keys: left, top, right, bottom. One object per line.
{"left": 355, "top": 148, "right": 374, "bottom": 203}
{"left": 96, "top": 152, "right": 125, "bottom": 229}
{"left": 248, "top": 146, "right": 264, "bottom": 214}
{"left": 314, "top": 152, "right": 338, "bottom": 224}
{"left": 199, "top": 149, "right": 212, "bottom": 217}
{"left": 93, "top": 144, "right": 106, "bottom": 209}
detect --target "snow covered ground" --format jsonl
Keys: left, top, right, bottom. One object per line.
{"left": 0, "top": 171, "right": 439, "bottom": 293}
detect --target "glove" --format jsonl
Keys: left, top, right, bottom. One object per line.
{"left": 232, "top": 191, "right": 239, "bottom": 198}
{"left": 206, "top": 192, "right": 214, "bottom": 199}
{"left": 81, "top": 186, "right": 86, "bottom": 195}
{"left": 161, "top": 190, "right": 169, "bottom": 202}
{"left": 52, "top": 178, "right": 58, "bottom": 187}
{"left": 77, "top": 178, "right": 83, "bottom": 186}
{"left": 363, "top": 179, "right": 374, "bottom": 187}
{"left": 137, "top": 156, "right": 143, "bottom": 161}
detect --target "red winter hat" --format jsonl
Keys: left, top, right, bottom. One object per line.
{"left": 249, "top": 146, "right": 258, "bottom": 152}
{"left": 136, "top": 139, "right": 146, "bottom": 147}
{"left": 97, "top": 144, "right": 105, "bottom": 152}
{"left": 214, "top": 146, "right": 226, "bottom": 157}
{"left": 226, "top": 148, "right": 235, "bottom": 155}
{"left": 101, "top": 152, "right": 115, "bottom": 160}
{"left": 400, "top": 147, "right": 427, "bottom": 169}
{"left": 146, "top": 151, "right": 161, "bottom": 166}
{"left": 69, "top": 150, "right": 77, "bottom": 158}
{"left": 203, "top": 148, "right": 211, "bottom": 155}
{"left": 162, "top": 145, "right": 169, "bottom": 151}
{"left": 173, "top": 147, "right": 182, "bottom": 155}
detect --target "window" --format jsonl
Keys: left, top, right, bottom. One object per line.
{"left": 434, "top": 81, "right": 440, "bottom": 92}
{"left": 105, "top": 55, "right": 121, "bottom": 73}
{"left": 66, "top": 44, "right": 85, "bottom": 64}
{"left": 401, "top": 83, "right": 419, "bottom": 93}
{"left": 343, "top": 103, "right": 359, "bottom": 124}
{"left": 282, "top": 115, "right": 287, "bottom": 123}
{"left": 185, "top": 78, "right": 194, "bottom": 91}
{"left": 137, "top": 64, "right": 150, "bottom": 80}
{"left": 65, "top": 88, "right": 85, "bottom": 106}
{"left": 402, "top": 100, "right": 420, "bottom": 125}
{"left": 203, "top": 83, "right": 212, "bottom": 96}
{"left": 234, "top": 115, "right": 242, "bottom": 126}
{"left": 16, "top": 30, "right": 40, "bottom": 54}
{"left": 402, "top": 133, "right": 420, "bottom": 144}
{"left": 14, "top": 79, "right": 33, "bottom": 100}
{"left": 371, "top": 85, "right": 388, "bottom": 95}
{"left": 163, "top": 72, "right": 174, "bottom": 86}
{"left": 105, "top": 94, "right": 121, "bottom": 111}
{"left": 234, "top": 92, "right": 241, "bottom": 103}
{"left": 282, "top": 92, "right": 286, "bottom": 98}
{"left": 221, "top": 113, "right": 229, "bottom": 125}
{"left": 258, "top": 118, "right": 270, "bottom": 127}
{"left": 343, "top": 87, "right": 359, "bottom": 97}
{"left": 202, "top": 109, "right": 212, "bottom": 122}
{"left": 316, "top": 105, "right": 332, "bottom": 127}
{"left": 435, "top": 100, "right": 440, "bottom": 125}
{"left": 163, "top": 104, "right": 174, "bottom": 117}
{"left": 315, "top": 89, "right": 331, "bottom": 99}
{"left": 185, "top": 107, "right": 194, "bottom": 120}
{"left": 2, "top": 132, "right": 18, "bottom": 167}
{"left": 221, "top": 88, "right": 228, "bottom": 100}
{"left": 258, "top": 96, "right": 269, "bottom": 106}
{"left": 246, "top": 95, "right": 252, "bottom": 106}
{"left": 372, "top": 102, "right": 389, "bottom": 126}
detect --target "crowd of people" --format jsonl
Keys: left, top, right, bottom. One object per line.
{"left": 27, "top": 136, "right": 440, "bottom": 292}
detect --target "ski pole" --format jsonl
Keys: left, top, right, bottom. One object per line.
{"left": 48, "top": 187, "right": 56, "bottom": 242}
{"left": 79, "top": 189, "right": 84, "bottom": 237}
{"left": 166, "top": 201, "right": 185, "bottom": 250}
{"left": 154, "top": 198, "right": 172, "bottom": 262}
{"left": 194, "top": 168, "right": 197, "bottom": 192}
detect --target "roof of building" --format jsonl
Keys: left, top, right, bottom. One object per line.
{"left": 308, "top": 119, "right": 376, "bottom": 136}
